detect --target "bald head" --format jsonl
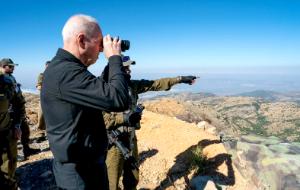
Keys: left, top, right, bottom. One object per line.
{"left": 62, "top": 14, "right": 103, "bottom": 66}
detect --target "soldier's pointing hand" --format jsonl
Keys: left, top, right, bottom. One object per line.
{"left": 179, "top": 76, "right": 197, "bottom": 85}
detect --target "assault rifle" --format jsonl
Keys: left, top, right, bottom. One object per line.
{"left": 107, "top": 129, "right": 139, "bottom": 179}
{"left": 107, "top": 104, "right": 145, "bottom": 180}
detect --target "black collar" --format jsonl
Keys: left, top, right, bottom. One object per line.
{"left": 55, "top": 48, "right": 86, "bottom": 68}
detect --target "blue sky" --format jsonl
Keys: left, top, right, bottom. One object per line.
{"left": 0, "top": 0, "right": 300, "bottom": 89}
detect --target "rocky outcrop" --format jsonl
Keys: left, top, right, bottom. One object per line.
{"left": 227, "top": 135, "right": 300, "bottom": 190}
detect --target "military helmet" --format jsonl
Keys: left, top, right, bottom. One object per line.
{"left": 121, "top": 55, "right": 136, "bottom": 67}
{"left": 0, "top": 58, "right": 19, "bottom": 67}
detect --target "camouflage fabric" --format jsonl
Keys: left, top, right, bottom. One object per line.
{"left": 7, "top": 75, "right": 26, "bottom": 119}
{"left": 105, "top": 77, "right": 180, "bottom": 190}
{"left": 0, "top": 75, "right": 14, "bottom": 131}
{"left": 37, "top": 102, "right": 45, "bottom": 131}
{"left": 0, "top": 131, "right": 18, "bottom": 190}
{"left": 36, "top": 73, "right": 43, "bottom": 90}
{"left": 104, "top": 77, "right": 180, "bottom": 131}
{"left": 20, "top": 119, "right": 30, "bottom": 146}
{"left": 36, "top": 73, "right": 46, "bottom": 131}
{"left": 103, "top": 111, "right": 125, "bottom": 130}
{"left": 106, "top": 145, "right": 124, "bottom": 190}
{"left": 0, "top": 72, "right": 19, "bottom": 190}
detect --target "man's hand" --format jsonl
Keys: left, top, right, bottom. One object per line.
{"left": 179, "top": 76, "right": 197, "bottom": 85}
{"left": 124, "top": 112, "right": 142, "bottom": 126}
{"left": 103, "top": 34, "right": 121, "bottom": 59}
{"left": 129, "top": 112, "right": 142, "bottom": 125}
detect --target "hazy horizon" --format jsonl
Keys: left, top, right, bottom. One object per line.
{"left": 21, "top": 65, "right": 300, "bottom": 96}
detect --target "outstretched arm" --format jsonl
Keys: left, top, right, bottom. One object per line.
{"left": 132, "top": 76, "right": 197, "bottom": 94}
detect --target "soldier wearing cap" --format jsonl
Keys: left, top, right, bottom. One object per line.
{"left": 103, "top": 56, "right": 197, "bottom": 190}
{"left": 0, "top": 58, "right": 40, "bottom": 161}
{"left": 35, "top": 61, "right": 49, "bottom": 142}
{"left": 0, "top": 63, "right": 21, "bottom": 189}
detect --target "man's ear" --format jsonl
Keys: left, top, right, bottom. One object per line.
{"left": 78, "top": 33, "right": 86, "bottom": 49}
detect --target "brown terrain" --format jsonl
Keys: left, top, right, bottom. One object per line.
{"left": 142, "top": 95, "right": 300, "bottom": 190}
{"left": 136, "top": 110, "right": 251, "bottom": 190}
{"left": 16, "top": 93, "right": 256, "bottom": 190}
{"left": 144, "top": 94, "right": 300, "bottom": 142}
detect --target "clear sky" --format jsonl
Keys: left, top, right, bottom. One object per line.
{"left": 0, "top": 0, "right": 300, "bottom": 89}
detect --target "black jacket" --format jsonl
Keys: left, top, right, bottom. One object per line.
{"left": 41, "top": 48, "right": 129, "bottom": 162}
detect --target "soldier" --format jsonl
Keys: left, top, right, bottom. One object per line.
{"left": 0, "top": 66, "right": 21, "bottom": 190}
{"left": 104, "top": 55, "right": 197, "bottom": 190}
{"left": 35, "top": 61, "right": 49, "bottom": 142}
{"left": 0, "top": 58, "right": 40, "bottom": 160}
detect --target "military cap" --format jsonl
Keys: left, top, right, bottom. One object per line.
{"left": 0, "top": 58, "right": 19, "bottom": 67}
{"left": 121, "top": 55, "right": 136, "bottom": 66}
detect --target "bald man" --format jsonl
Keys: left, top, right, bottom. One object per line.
{"left": 41, "top": 14, "right": 129, "bottom": 190}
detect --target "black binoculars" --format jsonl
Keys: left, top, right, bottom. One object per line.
{"left": 111, "top": 37, "right": 130, "bottom": 52}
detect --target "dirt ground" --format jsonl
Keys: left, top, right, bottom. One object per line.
{"left": 16, "top": 95, "right": 250, "bottom": 190}
{"left": 136, "top": 110, "right": 249, "bottom": 190}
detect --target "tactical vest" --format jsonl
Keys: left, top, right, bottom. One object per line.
{"left": 0, "top": 75, "right": 14, "bottom": 131}
{"left": 8, "top": 74, "right": 26, "bottom": 117}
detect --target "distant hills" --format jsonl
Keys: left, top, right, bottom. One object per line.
{"left": 142, "top": 90, "right": 300, "bottom": 104}
{"left": 233, "top": 90, "right": 300, "bottom": 103}
{"left": 143, "top": 90, "right": 300, "bottom": 142}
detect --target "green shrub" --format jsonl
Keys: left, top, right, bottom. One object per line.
{"left": 190, "top": 146, "right": 209, "bottom": 175}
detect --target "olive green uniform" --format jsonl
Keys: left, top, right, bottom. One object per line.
{"left": 36, "top": 73, "right": 46, "bottom": 131}
{"left": 0, "top": 72, "right": 21, "bottom": 190}
{"left": 105, "top": 77, "right": 181, "bottom": 190}
{"left": 8, "top": 75, "right": 30, "bottom": 149}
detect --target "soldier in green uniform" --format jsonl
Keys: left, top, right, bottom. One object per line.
{"left": 104, "top": 56, "right": 197, "bottom": 190}
{"left": 0, "top": 66, "right": 21, "bottom": 190}
{"left": 0, "top": 58, "right": 40, "bottom": 160}
{"left": 35, "top": 61, "right": 49, "bottom": 142}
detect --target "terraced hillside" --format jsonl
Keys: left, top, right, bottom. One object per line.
{"left": 143, "top": 93, "right": 300, "bottom": 142}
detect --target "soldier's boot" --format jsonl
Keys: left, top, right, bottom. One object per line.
{"left": 23, "top": 145, "right": 40, "bottom": 159}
